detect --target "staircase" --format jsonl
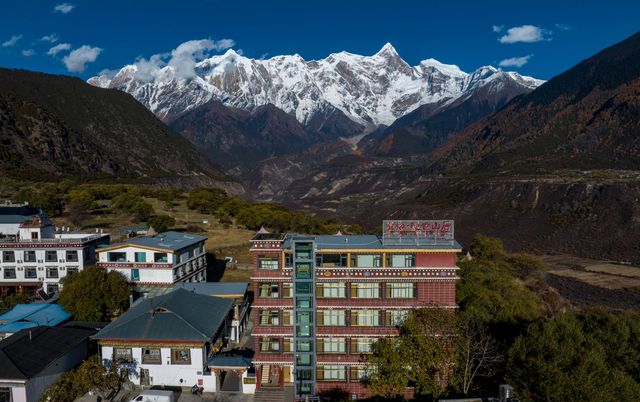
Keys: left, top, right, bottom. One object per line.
{"left": 260, "top": 365, "right": 271, "bottom": 385}
{"left": 254, "top": 385, "right": 294, "bottom": 402}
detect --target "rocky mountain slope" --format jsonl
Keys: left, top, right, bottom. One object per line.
{"left": 88, "top": 44, "right": 542, "bottom": 129}
{"left": 0, "top": 68, "right": 240, "bottom": 191}
{"left": 432, "top": 31, "right": 640, "bottom": 174}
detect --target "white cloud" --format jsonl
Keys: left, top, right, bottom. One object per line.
{"left": 555, "top": 23, "right": 570, "bottom": 31}
{"left": 2, "top": 34, "right": 23, "bottom": 47}
{"left": 21, "top": 49, "right": 35, "bottom": 57}
{"left": 498, "top": 54, "right": 533, "bottom": 68}
{"left": 498, "top": 25, "right": 550, "bottom": 44}
{"left": 167, "top": 38, "right": 236, "bottom": 79}
{"left": 54, "top": 3, "right": 75, "bottom": 13}
{"left": 133, "top": 53, "right": 167, "bottom": 82}
{"left": 492, "top": 25, "right": 503, "bottom": 33}
{"left": 63, "top": 45, "right": 102, "bottom": 72}
{"left": 47, "top": 43, "right": 71, "bottom": 56}
{"left": 39, "top": 33, "right": 59, "bottom": 43}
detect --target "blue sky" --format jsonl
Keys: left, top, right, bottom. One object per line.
{"left": 0, "top": 0, "right": 639, "bottom": 80}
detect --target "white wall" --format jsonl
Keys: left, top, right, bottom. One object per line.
{"left": 101, "top": 345, "right": 216, "bottom": 392}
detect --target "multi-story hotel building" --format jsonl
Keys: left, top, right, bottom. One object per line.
{"left": 250, "top": 221, "right": 461, "bottom": 400}
{"left": 0, "top": 203, "right": 109, "bottom": 297}
{"left": 97, "top": 231, "right": 208, "bottom": 297}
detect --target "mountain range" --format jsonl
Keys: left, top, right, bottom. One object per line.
{"left": 88, "top": 43, "right": 543, "bottom": 128}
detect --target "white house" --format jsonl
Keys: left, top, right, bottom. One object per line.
{"left": 0, "top": 325, "right": 96, "bottom": 402}
{"left": 0, "top": 203, "right": 109, "bottom": 296}
{"left": 96, "top": 231, "right": 207, "bottom": 290}
{"left": 94, "top": 289, "right": 234, "bottom": 392}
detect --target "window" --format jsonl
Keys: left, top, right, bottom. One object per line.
{"left": 296, "top": 340, "right": 313, "bottom": 352}
{"left": 316, "top": 282, "right": 346, "bottom": 298}
{"left": 283, "top": 338, "right": 293, "bottom": 353}
{"left": 154, "top": 253, "right": 168, "bottom": 263}
{"left": 258, "top": 255, "right": 279, "bottom": 270}
{"left": 2, "top": 251, "right": 14, "bottom": 262}
{"left": 317, "top": 365, "right": 346, "bottom": 381}
{"left": 107, "top": 252, "right": 126, "bottom": 262}
{"left": 66, "top": 250, "right": 79, "bottom": 262}
{"left": 259, "top": 338, "right": 280, "bottom": 353}
{"left": 171, "top": 349, "right": 191, "bottom": 364}
{"left": 317, "top": 310, "right": 346, "bottom": 326}
{"left": 25, "top": 267, "right": 37, "bottom": 278}
{"left": 352, "top": 310, "right": 379, "bottom": 326}
{"left": 259, "top": 310, "right": 280, "bottom": 326}
{"left": 47, "top": 284, "right": 59, "bottom": 293}
{"left": 131, "top": 268, "right": 140, "bottom": 281}
{"left": 45, "top": 251, "right": 58, "bottom": 262}
{"left": 142, "top": 348, "right": 161, "bottom": 364}
{"left": 318, "top": 338, "right": 345, "bottom": 353}
{"left": 351, "top": 338, "right": 375, "bottom": 354}
{"left": 3, "top": 268, "right": 16, "bottom": 279}
{"left": 386, "top": 283, "right": 415, "bottom": 298}
{"left": 258, "top": 283, "right": 279, "bottom": 298}
{"left": 113, "top": 348, "right": 133, "bottom": 363}
{"left": 46, "top": 267, "right": 58, "bottom": 278}
{"left": 350, "top": 367, "right": 371, "bottom": 381}
{"left": 387, "top": 254, "right": 416, "bottom": 268}
{"left": 351, "top": 283, "right": 380, "bottom": 298}
{"left": 0, "top": 387, "right": 11, "bottom": 402}
{"left": 23, "top": 250, "right": 36, "bottom": 262}
{"left": 316, "top": 253, "right": 348, "bottom": 268}
{"left": 296, "top": 296, "right": 312, "bottom": 309}
{"left": 66, "top": 267, "right": 79, "bottom": 276}
{"left": 282, "top": 283, "right": 292, "bottom": 298}
{"left": 282, "top": 310, "right": 293, "bottom": 326}
{"left": 134, "top": 252, "right": 146, "bottom": 263}
{"left": 295, "top": 263, "right": 312, "bottom": 279}
{"left": 295, "top": 282, "right": 313, "bottom": 295}
{"left": 295, "top": 244, "right": 313, "bottom": 260}
{"left": 386, "top": 310, "right": 409, "bottom": 326}
{"left": 31, "top": 232, "right": 38, "bottom": 240}
{"left": 352, "top": 254, "right": 382, "bottom": 268}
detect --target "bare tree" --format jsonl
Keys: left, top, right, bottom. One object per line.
{"left": 456, "top": 316, "right": 503, "bottom": 395}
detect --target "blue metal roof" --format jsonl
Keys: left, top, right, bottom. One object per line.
{"left": 0, "top": 304, "right": 71, "bottom": 334}
{"left": 282, "top": 234, "right": 461, "bottom": 250}
{"left": 208, "top": 355, "right": 252, "bottom": 368}
{"left": 107, "top": 231, "right": 207, "bottom": 252}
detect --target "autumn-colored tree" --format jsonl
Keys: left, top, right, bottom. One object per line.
{"left": 41, "top": 356, "right": 122, "bottom": 402}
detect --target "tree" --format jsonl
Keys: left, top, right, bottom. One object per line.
{"left": 147, "top": 214, "right": 176, "bottom": 233}
{"left": 454, "top": 316, "right": 503, "bottom": 395}
{"left": 468, "top": 234, "right": 505, "bottom": 260}
{"left": 507, "top": 314, "right": 640, "bottom": 402}
{"left": 41, "top": 356, "right": 122, "bottom": 402}
{"left": 186, "top": 188, "right": 227, "bottom": 213}
{"left": 67, "top": 189, "right": 96, "bottom": 211}
{"left": 0, "top": 293, "right": 30, "bottom": 314}
{"left": 59, "top": 266, "right": 129, "bottom": 321}
{"left": 367, "top": 308, "right": 458, "bottom": 399}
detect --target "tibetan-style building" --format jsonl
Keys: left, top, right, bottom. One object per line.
{"left": 250, "top": 220, "right": 461, "bottom": 400}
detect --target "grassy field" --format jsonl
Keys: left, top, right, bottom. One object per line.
{"left": 543, "top": 254, "right": 640, "bottom": 289}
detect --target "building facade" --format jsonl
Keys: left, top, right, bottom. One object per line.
{"left": 96, "top": 231, "right": 207, "bottom": 291}
{"left": 0, "top": 203, "right": 109, "bottom": 297}
{"left": 250, "top": 221, "right": 460, "bottom": 399}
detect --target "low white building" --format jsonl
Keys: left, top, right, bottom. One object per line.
{"left": 0, "top": 203, "right": 109, "bottom": 296}
{"left": 94, "top": 289, "right": 234, "bottom": 392}
{"left": 96, "top": 231, "right": 207, "bottom": 288}
{"left": 0, "top": 325, "right": 96, "bottom": 402}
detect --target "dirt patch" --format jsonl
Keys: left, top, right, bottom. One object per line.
{"left": 548, "top": 269, "right": 640, "bottom": 290}
{"left": 546, "top": 274, "right": 640, "bottom": 310}
{"left": 585, "top": 263, "right": 640, "bottom": 279}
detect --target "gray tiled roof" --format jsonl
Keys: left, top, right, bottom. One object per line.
{"left": 94, "top": 289, "right": 233, "bottom": 342}
{"left": 172, "top": 282, "right": 249, "bottom": 297}
{"left": 103, "top": 231, "right": 207, "bottom": 252}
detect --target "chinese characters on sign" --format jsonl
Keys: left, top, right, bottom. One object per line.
{"left": 382, "top": 220, "right": 455, "bottom": 245}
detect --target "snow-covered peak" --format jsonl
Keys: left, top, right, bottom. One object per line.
{"left": 89, "top": 43, "right": 545, "bottom": 125}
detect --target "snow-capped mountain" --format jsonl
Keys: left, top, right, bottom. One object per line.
{"left": 88, "top": 43, "right": 544, "bottom": 126}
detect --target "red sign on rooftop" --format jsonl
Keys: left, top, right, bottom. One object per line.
{"left": 382, "top": 220, "right": 455, "bottom": 246}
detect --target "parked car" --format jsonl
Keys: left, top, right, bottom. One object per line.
{"left": 129, "top": 390, "right": 175, "bottom": 402}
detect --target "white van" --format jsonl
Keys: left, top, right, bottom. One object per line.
{"left": 129, "top": 390, "right": 175, "bottom": 402}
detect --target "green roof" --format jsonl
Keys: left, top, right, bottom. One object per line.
{"left": 94, "top": 289, "right": 233, "bottom": 343}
